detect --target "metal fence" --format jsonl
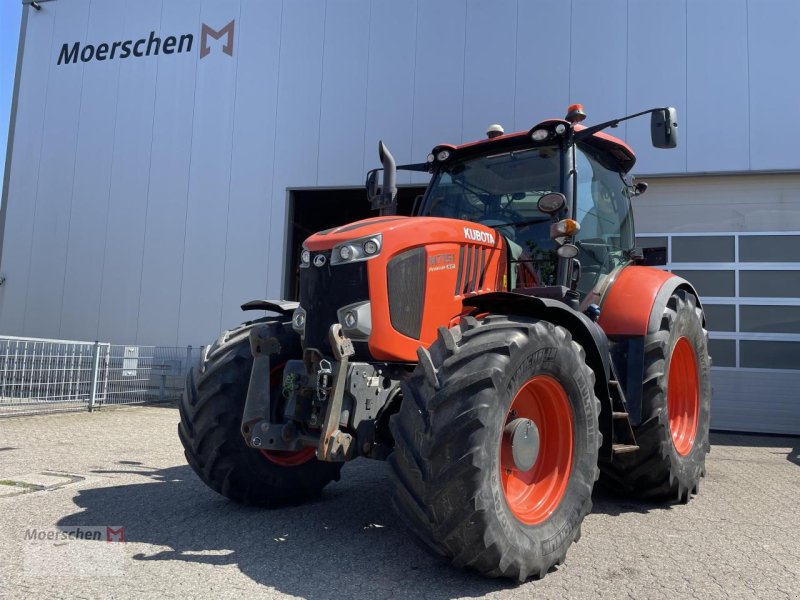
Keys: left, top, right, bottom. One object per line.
{"left": 0, "top": 335, "right": 203, "bottom": 417}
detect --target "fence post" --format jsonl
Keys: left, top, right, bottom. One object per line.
{"left": 88, "top": 341, "right": 101, "bottom": 412}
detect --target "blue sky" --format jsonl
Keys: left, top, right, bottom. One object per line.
{"left": 1, "top": 1, "right": 22, "bottom": 192}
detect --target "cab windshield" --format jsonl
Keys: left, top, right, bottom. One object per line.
{"left": 419, "top": 143, "right": 634, "bottom": 295}
{"left": 421, "top": 146, "right": 562, "bottom": 286}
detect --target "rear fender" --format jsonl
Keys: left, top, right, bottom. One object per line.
{"left": 463, "top": 292, "right": 615, "bottom": 461}
{"left": 598, "top": 265, "right": 703, "bottom": 425}
{"left": 598, "top": 266, "right": 703, "bottom": 336}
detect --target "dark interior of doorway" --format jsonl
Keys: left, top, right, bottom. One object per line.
{"left": 285, "top": 186, "right": 426, "bottom": 299}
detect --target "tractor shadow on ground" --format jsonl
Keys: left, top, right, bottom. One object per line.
{"left": 589, "top": 484, "right": 669, "bottom": 517}
{"left": 57, "top": 461, "right": 516, "bottom": 599}
{"left": 56, "top": 450, "right": 732, "bottom": 598}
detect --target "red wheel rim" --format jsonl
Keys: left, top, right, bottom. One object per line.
{"left": 259, "top": 363, "right": 315, "bottom": 467}
{"left": 261, "top": 446, "right": 316, "bottom": 466}
{"left": 500, "top": 375, "right": 574, "bottom": 526}
{"left": 667, "top": 337, "right": 700, "bottom": 456}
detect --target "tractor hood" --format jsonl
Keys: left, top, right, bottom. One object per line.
{"left": 303, "top": 216, "right": 500, "bottom": 252}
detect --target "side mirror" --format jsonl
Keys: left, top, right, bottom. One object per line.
{"left": 651, "top": 107, "right": 678, "bottom": 149}
{"left": 631, "top": 246, "right": 667, "bottom": 266}
{"left": 365, "top": 168, "right": 381, "bottom": 201}
{"left": 538, "top": 192, "right": 566, "bottom": 214}
{"left": 411, "top": 194, "right": 424, "bottom": 215}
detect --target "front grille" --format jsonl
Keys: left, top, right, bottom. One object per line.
{"left": 455, "top": 244, "right": 488, "bottom": 295}
{"left": 299, "top": 252, "right": 369, "bottom": 353}
{"left": 387, "top": 247, "right": 426, "bottom": 339}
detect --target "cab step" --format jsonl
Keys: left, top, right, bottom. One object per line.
{"left": 612, "top": 443, "right": 640, "bottom": 455}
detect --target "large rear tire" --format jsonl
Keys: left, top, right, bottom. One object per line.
{"left": 600, "top": 289, "right": 711, "bottom": 502}
{"left": 389, "top": 315, "right": 601, "bottom": 581}
{"left": 178, "top": 318, "right": 342, "bottom": 507}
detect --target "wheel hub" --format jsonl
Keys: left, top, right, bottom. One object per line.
{"left": 501, "top": 418, "right": 540, "bottom": 472}
{"left": 500, "top": 375, "right": 574, "bottom": 525}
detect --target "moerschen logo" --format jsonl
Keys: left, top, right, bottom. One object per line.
{"left": 57, "top": 20, "right": 235, "bottom": 65}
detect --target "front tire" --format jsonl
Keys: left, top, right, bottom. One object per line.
{"left": 389, "top": 315, "right": 601, "bottom": 580}
{"left": 178, "top": 318, "right": 342, "bottom": 507}
{"left": 600, "top": 289, "right": 711, "bottom": 502}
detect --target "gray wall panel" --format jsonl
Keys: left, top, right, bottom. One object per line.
{"left": 316, "top": 0, "right": 370, "bottom": 186}
{"left": 514, "top": 1, "right": 570, "bottom": 131}
{"left": 59, "top": 1, "right": 125, "bottom": 341}
{"left": 97, "top": 0, "right": 163, "bottom": 343}
{"left": 410, "top": 1, "right": 467, "bottom": 159}
{"left": 461, "top": 0, "right": 516, "bottom": 142}
{"left": 22, "top": 0, "right": 90, "bottom": 339}
{"left": 136, "top": 0, "right": 200, "bottom": 346}
{"left": 266, "top": 0, "right": 326, "bottom": 299}
{"left": 686, "top": 0, "right": 749, "bottom": 172}
{"left": 0, "top": 5, "right": 55, "bottom": 336}
{"left": 569, "top": 0, "right": 628, "bottom": 140}
{"left": 219, "top": 0, "right": 283, "bottom": 331}
{"left": 747, "top": 0, "right": 800, "bottom": 171}
{"left": 361, "top": 1, "right": 417, "bottom": 183}
{"left": 178, "top": 0, "right": 242, "bottom": 345}
{"left": 626, "top": 0, "right": 687, "bottom": 175}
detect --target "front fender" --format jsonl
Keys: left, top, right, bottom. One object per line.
{"left": 463, "top": 292, "right": 615, "bottom": 461}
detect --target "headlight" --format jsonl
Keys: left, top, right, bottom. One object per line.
{"left": 363, "top": 238, "right": 380, "bottom": 256}
{"left": 300, "top": 249, "right": 310, "bottom": 267}
{"left": 531, "top": 128, "right": 550, "bottom": 141}
{"left": 291, "top": 307, "right": 306, "bottom": 335}
{"left": 338, "top": 302, "right": 371, "bottom": 339}
{"left": 436, "top": 150, "right": 450, "bottom": 161}
{"left": 330, "top": 234, "right": 383, "bottom": 265}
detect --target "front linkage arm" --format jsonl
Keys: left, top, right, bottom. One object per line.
{"left": 240, "top": 325, "right": 311, "bottom": 452}
{"left": 240, "top": 323, "right": 358, "bottom": 463}
{"left": 317, "top": 325, "right": 356, "bottom": 462}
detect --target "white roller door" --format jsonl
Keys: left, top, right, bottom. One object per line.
{"left": 635, "top": 174, "right": 800, "bottom": 434}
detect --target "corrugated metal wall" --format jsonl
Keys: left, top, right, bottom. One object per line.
{"left": 3, "top": 0, "right": 800, "bottom": 348}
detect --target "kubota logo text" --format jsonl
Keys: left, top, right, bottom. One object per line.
{"left": 463, "top": 227, "right": 495, "bottom": 245}
{"left": 57, "top": 20, "right": 235, "bottom": 65}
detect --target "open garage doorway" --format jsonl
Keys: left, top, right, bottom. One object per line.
{"left": 284, "top": 185, "right": 426, "bottom": 299}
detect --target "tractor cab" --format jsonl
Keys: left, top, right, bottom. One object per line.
{"left": 405, "top": 105, "right": 672, "bottom": 304}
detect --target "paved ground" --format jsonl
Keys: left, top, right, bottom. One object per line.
{"left": 0, "top": 406, "right": 798, "bottom": 600}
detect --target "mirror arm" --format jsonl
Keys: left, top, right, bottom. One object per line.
{"left": 574, "top": 107, "right": 667, "bottom": 142}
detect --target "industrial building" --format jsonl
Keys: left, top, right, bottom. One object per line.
{"left": 2, "top": 0, "right": 798, "bottom": 434}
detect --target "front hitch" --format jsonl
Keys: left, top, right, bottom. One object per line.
{"left": 240, "top": 325, "right": 312, "bottom": 452}
{"left": 240, "top": 323, "right": 358, "bottom": 463}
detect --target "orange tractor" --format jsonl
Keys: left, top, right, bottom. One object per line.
{"left": 179, "top": 105, "right": 711, "bottom": 580}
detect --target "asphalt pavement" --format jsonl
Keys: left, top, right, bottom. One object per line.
{"left": 0, "top": 406, "right": 798, "bottom": 599}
